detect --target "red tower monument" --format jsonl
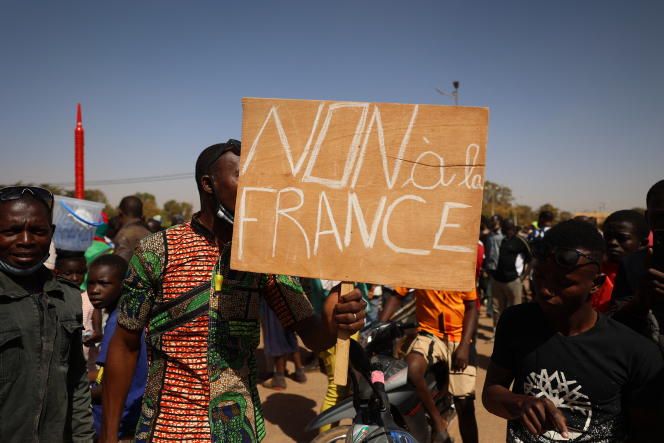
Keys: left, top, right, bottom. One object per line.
{"left": 74, "top": 103, "right": 85, "bottom": 199}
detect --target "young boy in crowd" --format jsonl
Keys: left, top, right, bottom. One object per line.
{"left": 87, "top": 254, "right": 147, "bottom": 440}
{"left": 591, "top": 210, "right": 649, "bottom": 312}
{"left": 54, "top": 251, "right": 102, "bottom": 370}
{"left": 54, "top": 250, "right": 87, "bottom": 287}
{"left": 380, "top": 287, "right": 479, "bottom": 443}
{"left": 483, "top": 220, "right": 663, "bottom": 442}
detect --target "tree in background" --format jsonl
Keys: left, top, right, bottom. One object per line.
{"left": 11, "top": 179, "right": 584, "bottom": 229}
{"left": 1, "top": 182, "right": 114, "bottom": 216}
{"left": 481, "top": 181, "right": 573, "bottom": 226}
{"left": 133, "top": 192, "right": 161, "bottom": 219}
{"left": 536, "top": 203, "right": 559, "bottom": 221}
{"left": 163, "top": 200, "right": 193, "bottom": 221}
{"left": 2, "top": 183, "right": 195, "bottom": 227}
{"left": 132, "top": 194, "right": 194, "bottom": 227}
{"left": 482, "top": 180, "right": 514, "bottom": 218}
{"left": 559, "top": 211, "right": 573, "bottom": 221}
{"left": 512, "top": 204, "right": 535, "bottom": 226}
{"left": 71, "top": 189, "right": 113, "bottom": 216}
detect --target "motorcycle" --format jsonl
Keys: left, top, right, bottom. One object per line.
{"left": 307, "top": 321, "right": 456, "bottom": 442}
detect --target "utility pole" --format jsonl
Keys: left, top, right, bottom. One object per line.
{"left": 435, "top": 81, "right": 459, "bottom": 106}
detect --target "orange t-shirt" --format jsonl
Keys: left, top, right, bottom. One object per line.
{"left": 395, "top": 287, "right": 477, "bottom": 342}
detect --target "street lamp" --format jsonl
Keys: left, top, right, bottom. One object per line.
{"left": 435, "top": 81, "right": 459, "bottom": 106}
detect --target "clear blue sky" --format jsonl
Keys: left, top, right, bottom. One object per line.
{"left": 1, "top": 0, "right": 662, "bottom": 213}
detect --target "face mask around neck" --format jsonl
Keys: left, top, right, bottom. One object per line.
{"left": 0, "top": 253, "right": 49, "bottom": 277}
{"left": 216, "top": 203, "right": 234, "bottom": 225}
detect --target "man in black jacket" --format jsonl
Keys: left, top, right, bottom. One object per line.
{"left": 0, "top": 186, "right": 94, "bottom": 442}
{"left": 491, "top": 219, "right": 532, "bottom": 326}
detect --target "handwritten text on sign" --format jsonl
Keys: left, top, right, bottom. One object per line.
{"left": 231, "top": 98, "right": 488, "bottom": 291}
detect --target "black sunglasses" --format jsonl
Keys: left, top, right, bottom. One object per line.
{"left": 205, "top": 139, "right": 242, "bottom": 173}
{"left": 533, "top": 243, "right": 600, "bottom": 270}
{"left": 0, "top": 186, "right": 54, "bottom": 212}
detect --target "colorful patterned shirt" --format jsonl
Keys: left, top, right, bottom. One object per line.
{"left": 117, "top": 216, "right": 314, "bottom": 442}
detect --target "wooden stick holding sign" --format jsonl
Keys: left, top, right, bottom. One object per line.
{"left": 333, "top": 282, "right": 355, "bottom": 386}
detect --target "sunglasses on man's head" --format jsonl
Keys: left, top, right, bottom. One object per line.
{"left": 224, "top": 139, "right": 241, "bottom": 156}
{"left": 0, "top": 186, "right": 54, "bottom": 212}
{"left": 204, "top": 139, "right": 242, "bottom": 173}
{"left": 533, "top": 243, "right": 600, "bottom": 270}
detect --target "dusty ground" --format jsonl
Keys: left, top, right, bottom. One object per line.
{"left": 258, "top": 310, "right": 507, "bottom": 442}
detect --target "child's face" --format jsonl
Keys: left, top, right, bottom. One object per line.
{"left": 54, "top": 258, "right": 87, "bottom": 286}
{"left": 603, "top": 221, "right": 644, "bottom": 263}
{"left": 87, "top": 265, "right": 123, "bottom": 309}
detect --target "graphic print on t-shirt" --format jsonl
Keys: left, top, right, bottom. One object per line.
{"left": 524, "top": 369, "right": 591, "bottom": 439}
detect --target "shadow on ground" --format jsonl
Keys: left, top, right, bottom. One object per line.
{"left": 261, "top": 393, "right": 318, "bottom": 442}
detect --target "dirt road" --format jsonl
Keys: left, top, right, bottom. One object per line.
{"left": 258, "top": 311, "right": 506, "bottom": 442}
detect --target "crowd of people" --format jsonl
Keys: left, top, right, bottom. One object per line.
{"left": 476, "top": 185, "right": 664, "bottom": 442}
{"left": 0, "top": 138, "right": 662, "bottom": 443}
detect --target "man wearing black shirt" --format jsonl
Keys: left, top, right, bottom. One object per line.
{"left": 492, "top": 219, "right": 532, "bottom": 327}
{"left": 483, "top": 220, "right": 663, "bottom": 442}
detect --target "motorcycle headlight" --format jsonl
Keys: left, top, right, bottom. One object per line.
{"left": 359, "top": 327, "right": 378, "bottom": 347}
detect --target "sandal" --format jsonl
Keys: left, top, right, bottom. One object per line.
{"left": 262, "top": 373, "right": 287, "bottom": 390}
{"left": 293, "top": 368, "right": 307, "bottom": 383}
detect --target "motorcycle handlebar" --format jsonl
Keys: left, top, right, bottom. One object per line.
{"left": 400, "top": 322, "right": 418, "bottom": 331}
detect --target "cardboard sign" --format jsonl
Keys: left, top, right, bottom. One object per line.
{"left": 231, "top": 98, "right": 488, "bottom": 291}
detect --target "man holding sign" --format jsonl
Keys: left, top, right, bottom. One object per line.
{"left": 100, "top": 140, "right": 366, "bottom": 443}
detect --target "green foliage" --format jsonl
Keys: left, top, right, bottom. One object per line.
{"left": 559, "top": 211, "right": 573, "bottom": 221}
{"left": 512, "top": 205, "right": 534, "bottom": 226}
{"left": 65, "top": 189, "right": 113, "bottom": 217}
{"left": 0, "top": 182, "right": 118, "bottom": 218}
{"left": 0, "top": 181, "right": 67, "bottom": 196}
{"left": 1, "top": 183, "right": 195, "bottom": 223}
{"left": 38, "top": 183, "right": 69, "bottom": 195}
{"left": 162, "top": 200, "right": 193, "bottom": 220}
{"left": 537, "top": 203, "right": 559, "bottom": 221}
{"left": 482, "top": 180, "right": 517, "bottom": 220}
{"left": 1, "top": 182, "right": 109, "bottom": 203}
{"left": 134, "top": 192, "right": 156, "bottom": 203}
{"left": 133, "top": 192, "right": 160, "bottom": 219}
{"left": 481, "top": 181, "right": 571, "bottom": 226}
{"left": 128, "top": 194, "right": 194, "bottom": 224}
